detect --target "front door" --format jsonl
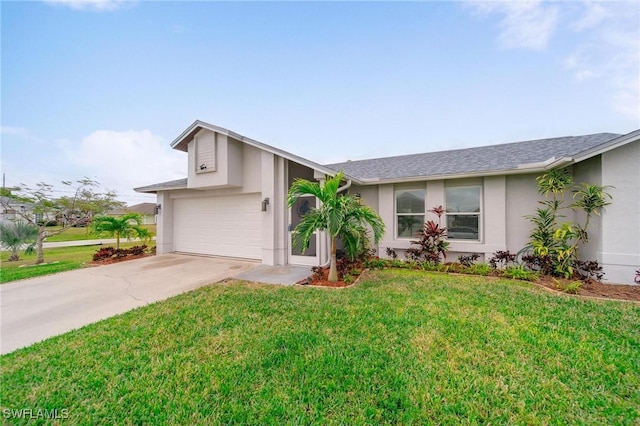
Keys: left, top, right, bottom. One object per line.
{"left": 288, "top": 195, "right": 319, "bottom": 266}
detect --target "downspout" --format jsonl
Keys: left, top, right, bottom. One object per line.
{"left": 320, "top": 178, "right": 352, "bottom": 267}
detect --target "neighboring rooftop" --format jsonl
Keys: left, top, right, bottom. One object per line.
{"left": 110, "top": 202, "right": 157, "bottom": 216}
{"left": 325, "top": 133, "right": 621, "bottom": 181}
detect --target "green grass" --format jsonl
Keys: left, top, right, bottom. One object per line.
{"left": 0, "top": 242, "right": 146, "bottom": 284}
{"left": 2, "top": 270, "right": 638, "bottom": 424}
{"left": 43, "top": 224, "right": 156, "bottom": 242}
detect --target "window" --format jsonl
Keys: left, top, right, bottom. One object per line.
{"left": 396, "top": 189, "right": 425, "bottom": 238}
{"left": 445, "top": 186, "right": 481, "bottom": 240}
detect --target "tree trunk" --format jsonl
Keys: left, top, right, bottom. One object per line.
{"left": 328, "top": 237, "right": 338, "bottom": 282}
{"left": 36, "top": 228, "right": 46, "bottom": 265}
{"left": 116, "top": 233, "right": 120, "bottom": 250}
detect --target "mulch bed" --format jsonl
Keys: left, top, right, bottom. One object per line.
{"left": 297, "top": 267, "right": 352, "bottom": 288}
{"left": 536, "top": 275, "right": 640, "bottom": 302}
{"left": 300, "top": 265, "right": 640, "bottom": 302}
{"left": 89, "top": 254, "right": 150, "bottom": 266}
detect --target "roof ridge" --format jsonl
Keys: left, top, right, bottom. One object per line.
{"left": 326, "top": 132, "right": 621, "bottom": 166}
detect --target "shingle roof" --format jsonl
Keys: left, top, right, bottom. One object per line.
{"left": 110, "top": 202, "right": 157, "bottom": 215}
{"left": 325, "top": 133, "right": 621, "bottom": 181}
{"left": 136, "top": 131, "right": 631, "bottom": 192}
{"left": 134, "top": 178, "right": 187, "bottom": 193}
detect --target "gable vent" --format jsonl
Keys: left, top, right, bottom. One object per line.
{"left": 195, "top": 134, "right": 216, "bottom": 173}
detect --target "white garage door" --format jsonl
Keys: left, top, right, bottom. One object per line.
{"left": 173, "top": 194, "right": 262, "bottom": 260}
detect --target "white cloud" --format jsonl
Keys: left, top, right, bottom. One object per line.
{"left": 42, "top": 0, "right": 133, "bottom": 12}
{"left": 64, "top": 129, "right": 186, "bottom": 204}
{"left": 465, "top": 0, "right": 640, "bottom": 122}
{"left": 466, "top": 1, "right": 559, "bottom": 51}
{"left": 565, "top": 2, "right": 640, "bottom": 121}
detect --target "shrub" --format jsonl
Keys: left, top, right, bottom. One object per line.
{"left": 554, "top": 279, "right": 583, "bottom": 294}
{"left": 574, "top": 259, "right": 604, "bottom": 282}
{"left": 489, "top": 250, "right": 516, "bottom": 269}
{"left": 128, "top": 245, "right": 148, "bottom": 256}
{"left": 311, "top": 266, "right": 324, "bottom": 281}
{"left": 457, "top": 253, "right": 480, "bottom": 267}
{"left": 93, "top": 247, "right": 116, "bottom": 261}
{"left": 408, "top": 206, "right": 449, "bottom": 264}
{"left": 469, "top": 262, "right": 492, "bottom": 276}
{"left": 503, "top": 265, "right": 538, "bottom": 281}
{"left": 364, "top": 258, "right": 388, "bottom": 269}
{"left": 385, "top": 247, "right": 398, "bottom": 259}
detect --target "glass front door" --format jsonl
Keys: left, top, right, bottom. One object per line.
{"left": 289, "top": 195, "right": 319, "bottom": 265}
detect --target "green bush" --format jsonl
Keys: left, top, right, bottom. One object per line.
{"left": 469, "top": 262, "right": 492, "bottom": 276}
{"left": 503, "top": 266, "right": 538, "bottom": 281}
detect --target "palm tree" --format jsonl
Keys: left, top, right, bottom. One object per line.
{"left": 288, "top": 172, "right": 385, "bottom": 282}
{"left": 0, "top": 221, "right": 38, "bottom": 261}
{"left": 91, "top": 213, "right": 142, "bottom": 249}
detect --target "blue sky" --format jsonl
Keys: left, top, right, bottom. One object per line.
{"left": 2, "top": 0, "right": 639, "bottom": 204}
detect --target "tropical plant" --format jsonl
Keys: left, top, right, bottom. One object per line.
{"left": 524, "top": 170, "right": 612, "bottom": 279}
{"left": 570, "top": 183, "right": 612, "bottom": 241}
{"left": 134, "top": 227, "right": 154, "bottom": 245}
{"left": 457, "top": 253, "right": 480, "bottom": 267}
{"left": 287, "top": 172, "right": 385, "bottom": 282}
{"left": 0, "top": 221, "right": 38, "bottom": 261}
{"left": 408, "top": 206, "right": 449, "bottom": 264}
{"left": 91, "top": 213, "right": 143, "bottom": 250}
{"left": 488, "top": 250, "right": 517, "bottom": 270}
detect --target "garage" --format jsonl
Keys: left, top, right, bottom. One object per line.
{"left": 173, "top": 193, "right": 262, "bottom": 260}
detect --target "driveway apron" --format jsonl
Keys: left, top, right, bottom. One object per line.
{"left": 1, "top": 254, "right": 258, "bottom": 354}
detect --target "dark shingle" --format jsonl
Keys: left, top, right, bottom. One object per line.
{"left": 325, "top": 133, "right": 620, "bottom": 180}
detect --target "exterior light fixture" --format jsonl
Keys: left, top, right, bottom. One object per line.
{"left": 155, "top": 204, "right": 162, "bottom": 214}
{"left": 261, "top": 197, "right": 270, "bottom": 212}
{"left": 199, "top": 164, "right": 207, "bottom": 170}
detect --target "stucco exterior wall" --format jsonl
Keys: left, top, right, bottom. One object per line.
{"left": 572, "top": 156, "right": 603, "bottom": 263}
{"left": 505, "top": 173, "right": 539, "bottom": 256}
{"left": 600, "top": 140, "right": 640, "bottom": 284}
{"left": 187, "top": 130, "right": 244, "bottom": 189}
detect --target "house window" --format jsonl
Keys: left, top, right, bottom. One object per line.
{"left": 396, "top": 189, "right": 425, "bottom": 239}
{"left": 445, "top": 186, "right": 481, "bottom": 240}
{"left": 195, "top": 135, "right": 216, "bottom": 173}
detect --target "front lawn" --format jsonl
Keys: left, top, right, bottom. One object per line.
{"left": 2, "top": 270, "right": 638, "bottom": 424}
{"left": 0, "top": 242, "right": 147, "bottom": 283}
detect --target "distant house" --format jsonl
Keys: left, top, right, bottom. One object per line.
{"left": 136, "top": 120, "right": 640, "bottom": 285}
{"left": 0, "top": 197, "right": 40, "bottom": 225}
{"left": 109, "top": 203, "right": 157, "bottom": 225}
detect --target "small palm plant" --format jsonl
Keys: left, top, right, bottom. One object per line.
{"left": 91, "top": 213, "right": 142, "bottom": 250}
{"left": 288, "top": 172, "right": 385, "bottom": 282}
{"left": 0, "top": 221, "right": 38, "bottom": 261}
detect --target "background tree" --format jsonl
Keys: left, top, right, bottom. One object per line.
{"left": 0, "top": 178, "right": 124, "bottom": 264}
{"left": 91, "top": 213, "right": 142, "bottom": 250}
{"left": 288, "top": 172, "right": 385, "bottom": 282}
{"left": 0, "top": 221, "right": 38, "bottom": 261}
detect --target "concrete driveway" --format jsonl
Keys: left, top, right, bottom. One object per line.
{"left": 0, "top": 254, "right": 258, "bottom": 355}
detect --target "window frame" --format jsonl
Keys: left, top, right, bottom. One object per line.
{"left": 444, "top": 185, "right": 482, "bottom": 242}
{"left": 395, "top": 188, "right": 426, "bottom": 240}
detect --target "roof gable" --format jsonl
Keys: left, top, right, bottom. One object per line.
{"left": 171, "top": 120, "right": 343, "bottom": 179}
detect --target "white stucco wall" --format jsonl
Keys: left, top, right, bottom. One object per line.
{"left": 572, "top": 156, "right": 603, "bottom": 264}
{"left": 600, "top": 140, "right": 640, "bottom": 284}
{"left": 187, "top": 130, "right": 244, "bottom": 189}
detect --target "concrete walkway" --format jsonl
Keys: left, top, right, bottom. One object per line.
{"left": 0, "top": 254, "right": 258, "bottom": 354}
